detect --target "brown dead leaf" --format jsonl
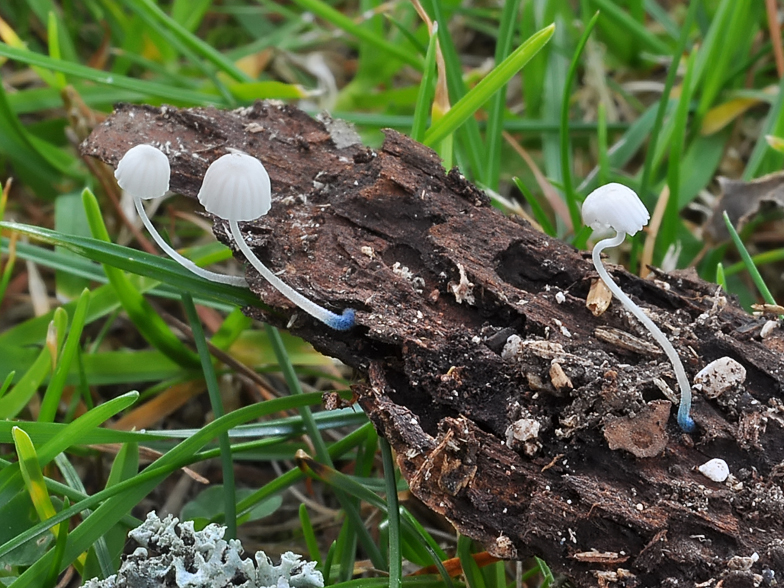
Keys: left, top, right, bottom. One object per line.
{"left": 705, "top": 173, "right": 784, "bottom": 242}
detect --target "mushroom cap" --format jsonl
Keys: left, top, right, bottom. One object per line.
{"left": 115, "top": 144, "right": 171, "bottom": 200}
{"left": 197, "top": 151, "right": 271, "bottom": 222}
{"left": 581, "top": 183, "right": 650, "bottom": 236}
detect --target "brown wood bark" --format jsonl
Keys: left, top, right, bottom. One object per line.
{"left": 82, "top": 102, "right": 784, "bottom": 587}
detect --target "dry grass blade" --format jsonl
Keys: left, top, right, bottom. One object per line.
{"left": 640, "top": 184, "right": 670, "bottom": 278}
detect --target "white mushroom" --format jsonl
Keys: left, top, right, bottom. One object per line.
{"left": 198, "top": 150, "right": 355, "bottom": 331}
{"left": 115, "top": 144, "right": 247, "bottom": 287}
{"left": 582, "top": 183, "right": 695, "bottom": 432}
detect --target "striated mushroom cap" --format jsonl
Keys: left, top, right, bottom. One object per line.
{"left": 115, "top": 144, "right": 171, "bottom": 200}
{"left": 581, "top": 182, "right": 650, "bottom": 236}
{"left": 198, "top": 151, "right": 271, "bottom": 222}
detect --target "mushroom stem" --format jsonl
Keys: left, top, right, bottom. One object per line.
{"left": 593, "top": 231, "right": 695, "bottom": 432}
{"left": 229, "top": 221, "right": 355, "bottom": 331}
{"left": 134, "top": 197, "right": 248, "bottom": 287}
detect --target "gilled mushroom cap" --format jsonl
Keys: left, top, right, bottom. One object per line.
{"left": 115, "top": 144, "right": 171, "bottom": 200}
{"left": 581, "top": 183, "right": 650, "bottom": 236}
{"left": 198, "top": 151, "right": 271, "bottom": 222}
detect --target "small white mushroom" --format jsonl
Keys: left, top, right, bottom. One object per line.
{"left": 115, "top": 144, "right": 247, "bottom": 287}
{"left": 198, "top": 151, "right": 355, "bottom": 330}
{"left": 582, "top": 183, "right": 695, "bottom": 432}
{"left": 698, "top": 458, "right": 729, "bottom": 483}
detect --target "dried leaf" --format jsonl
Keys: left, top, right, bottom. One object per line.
{"left": 705, "top": 172, "right": 784, "bottom": 242}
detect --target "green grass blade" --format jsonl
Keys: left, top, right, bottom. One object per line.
{"left": 484, "top": 0, "right": 522, "bottom": 190}
{"left": 0, "top": 331, "right": 53, "bottom": 419}
{"left": 659, "top": 50, "right": 696, "bottom": 261}
{"left": 723, "top": 211, "right": 776, "bottom": 305}
{"left": 45, "top": 11, "right": 67, "bottom": 89}
{"left": 560, "top": 11, "right": 600, "bottom": 231}
{"left": 0, "top": 222, "right": 260, "bottom": 309}
{"left": 457, "top": 535, "right": 486, "bottom": 588}
{"left": 45, "top": 497, "right": 69, "bottom": 588}
{"left": 0, "top": 43, "right": 226, "bottom": 106}
{"left": 723, "top": 247, "right": 784, "bottom": 277}
{"left": 0, "top": 371, "right": 14, "bottom": 399}
{"left": 54, "top": 192, "right": 92, "bottom": 301}
{"left": 381, "top": 437, "right": 402, "bottom": 588}
{"left": 0, "top": 82, "right": 73, "bottom": 196}
{"left": 289, "top": 0, "right": 421, "bottom": 69}
{"left": 411, "top": 23, "right": 440, "bottom": 143}
{"left": 589, "top": 0, "right": 670, "bottom": 54}
{"left": 183, "top": 292, "right": 236, "bottom": 539}
{"left": 0, "top": 418, "right": 161, "bottom": 447}
{"left": 424, "top": 0, "right": 486, "bottom": 179}
{"left": 12, "top": 426, "right": 61, "bottom": 535}
{"left": 0, "top": 232, "right": 16, "bottom": 307}
{"left": 424, "top": 24, "right": 555, "bottom": 148}
{"left": 39, "top": 288, "right": 91, "bottom": 422}
{"left": 716, "top": 262, "right": 727, "bottom": 290}
{"left": 597, "top": 102, "right": 609, "bottom": 185}
{"left": 299, "top": 504, "right": 321, "bottom": 565}
{"left": 536, "top": 557, "right": 555, "bottom": 587}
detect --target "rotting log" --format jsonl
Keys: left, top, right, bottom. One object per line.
{"left": 82, "top": 101, "right": 784, "bottom": 587}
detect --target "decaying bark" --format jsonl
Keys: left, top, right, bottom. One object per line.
{"left": 82, "top": 102, "right": 784, "bottom": 587}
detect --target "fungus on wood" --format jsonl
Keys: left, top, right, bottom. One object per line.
{"left": 82, "top": 101, "right": 784, "bottom": 587}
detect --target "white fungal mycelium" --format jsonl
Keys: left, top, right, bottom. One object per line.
{"left": 115, "top": 144, "right": 248, "bottom": 287}
{"left": 582, "top": 183, "right": 695, "bottom": 432}
{"left": 198, "top": 150, "right": 355, "bottom": 331}
{"left": 698, "top": 458, "right": 730, "bottom": 483}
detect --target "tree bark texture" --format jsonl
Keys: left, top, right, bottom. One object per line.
{"left": 82, "top": 102, "right": 784, "bottom": 587}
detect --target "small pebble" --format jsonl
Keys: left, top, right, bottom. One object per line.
{"left": 698, "top": 458, "right": 730, "bottom": 483}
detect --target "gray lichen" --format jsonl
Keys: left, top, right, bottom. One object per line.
{"left": 82, "top": 512, "right": 324, "bottom": 588}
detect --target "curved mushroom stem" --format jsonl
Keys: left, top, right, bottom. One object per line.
{"left": 593, "top": 231, "right": 696, "bottom": 432}
{"left": 134, "top": 197, "right": 248, "bottom": 288}
{"left": 229, "top": 221, "right": 355, "bottom": 331}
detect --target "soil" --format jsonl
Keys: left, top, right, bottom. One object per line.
{"left": 82, "top": 101, "right": 784, "bottom": 587}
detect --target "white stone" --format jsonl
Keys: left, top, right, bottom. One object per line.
{"left": 760, "top": 320, "right": 777, "bottom": 339}
{"left": 698, "top": 458, "right": 730, "bottom": 483}
{"left": 506, "top": 418, "right": 540, "bottom": 444}
{"left": 694, "top": 357, "right": 746, "bottom": 399}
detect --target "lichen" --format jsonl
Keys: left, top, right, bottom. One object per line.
{"left": 81, "top": 512, "right": 324, "bottom": 588}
